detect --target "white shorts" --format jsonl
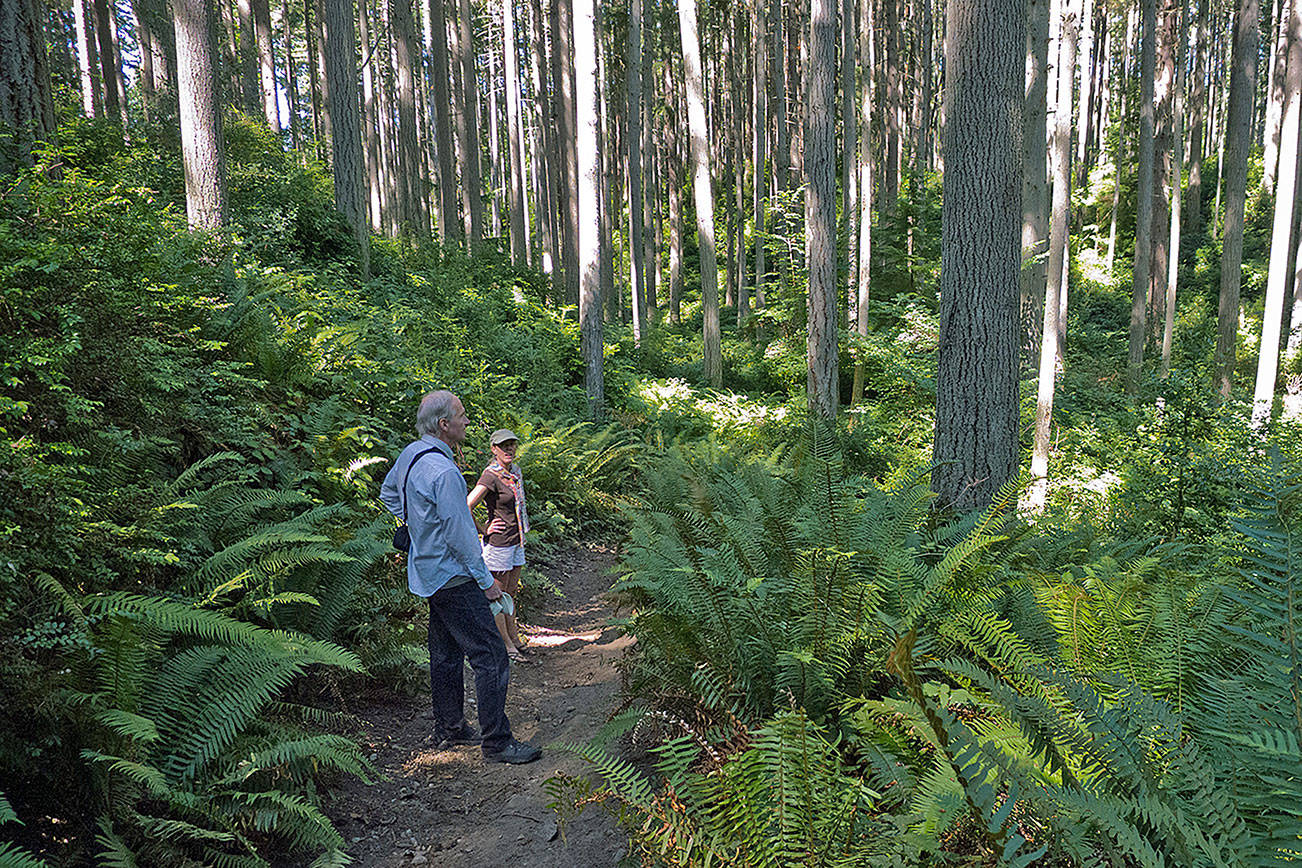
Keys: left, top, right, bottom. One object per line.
{"left": 482, "top": 542, "right": 525, "bottom": 573}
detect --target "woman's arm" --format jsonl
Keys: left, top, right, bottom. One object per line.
{"left": 467, "top": 483, "right": 490, "bottom": 510}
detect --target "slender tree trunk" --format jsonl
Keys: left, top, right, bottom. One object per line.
{"left": 554, "top": 0, "right": 579, "bottom": 303}
{"left": 503, "top": 0, "right": 529, "bottom": 262}
{"left": 90, "top": 0, "right": 121, "bottom": 128}
{"left": 934, "top": 0, "right": 1025, "bottom": 511}
{"left": 1075, "top": 0, "right": 1095, "bottom": 186}
{"left": 1187, "top": 0, "right": 1208, "bottom": 236}
{"left": 1126, "top": 0, "right": 1158, "bottom": 393}
{"left": 1147, "top": 0, "right": 1176, "bottom": 348}
{"left": 393, "top": 0, "right": 428, "bottom": 239}
{"left": 73, "top": 0, "right": 100, "bottom": 117}
{"left": 427, "top": 0, "right": 460, "bottom": 243}
{"left": 1161, "top": 0, "right": 1187, "bottom": 376}
{"left": 1030, "top": 0, "right": 1078, "bottom": 508}
{"left": 529, "top": 0, "right": 556, "bottom": 275}
{"left": 841, "top": 0, "right": 856, "bottom": 327}
{"left": 627, "top": 0, "right": 646, "bottom": 343}
{"left": 1265, "top": 0, "right": 1291, "bottom": 188}
{"left": 1023, "top": 0, "right": 1051, "bottom": 364}
{"left": 597, "top": 5, "right": 615, "bottom": 324}
{"left": 1216, "top": 0, "right": 1258, "bottom": 397}
{"left": 679, "top": 0, "right": 721, "bottom": 386}
{"left": 883, "top": 0, "right": 901, "bottom": 208}
{"left": 572, "top": 0, "right": 603, "bottom": 409}
{"left": 851, "top": 0, "right": 873, "bottom": 406}
{"left": 643, "top": 9, "right": 658, "bottom": 316}
{"left": 305, "top": 0, "right": 324, "bottom": 159}
{"left": 359, "top": 1, "right": 383, "bottom": 230}
{"left": 772, "top": 0, "right": 788, "bottom": 189}
{"left": 236, "top": 0, "right": 259, "bottom": 112}
{"left": 321, "top": 0, "right": 369, "bottom": 275}
{"left": 488, "top": 16, "right": 503, "bottom": 240}
{"left": 131, "top": 0, "right": 156, "bottom": 121}
{"left": 1254, "top": 0, "right": 1301, "bottom": 424}
{"left": 667, "top": 57, "right": 684, "bottom": 324}
{"left": 753, "top": 0, "right": 768, "bottom": 320}
{"left": 456, "top": 0, "right": 483, "bottom": 245}
{"left": 284, "top": 0, "right": 302, "bottom": 149}
{"left": 173, "top": 0, "right": 227, "bottom": 229}
{"left": 1108, "top": 4, "right": 1137, "bottom": 270}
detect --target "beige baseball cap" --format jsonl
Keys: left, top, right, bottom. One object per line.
{"left": 489, "top": 428, "right": 520, "bottom": 446}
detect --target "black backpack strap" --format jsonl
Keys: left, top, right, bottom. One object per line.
{"left": 401, "top": 447, "right": 441, "bottom": 522}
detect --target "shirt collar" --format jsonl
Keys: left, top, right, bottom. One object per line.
{"left": 419, "top": 434, "right": 454, "bottom": 460}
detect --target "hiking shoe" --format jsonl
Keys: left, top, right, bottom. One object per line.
{"left": 483, "top": 739, "right": 542, "bottom": 764}
{"left": 436, "top": 722, "right": 482, "bottom": 748}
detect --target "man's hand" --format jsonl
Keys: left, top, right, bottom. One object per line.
{"left": 484, "top": 579, "right": 503, "bottom": 601}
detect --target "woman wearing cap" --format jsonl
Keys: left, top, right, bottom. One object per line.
{"left": 467, "top": 429, "right": 531, "bottom": 661}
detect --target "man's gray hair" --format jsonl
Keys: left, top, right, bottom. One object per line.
{"left": 416, "top": 390, "right": 457, "bottom": 436}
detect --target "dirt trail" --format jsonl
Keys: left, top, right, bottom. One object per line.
{"left": 321, "top": 544, "right": 632, "bottom": 867}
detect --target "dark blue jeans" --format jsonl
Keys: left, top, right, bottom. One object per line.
{"left": 428, "top": 580, "right": 512, "bottom": 752}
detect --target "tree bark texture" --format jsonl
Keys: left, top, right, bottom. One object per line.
{"left": 252, "top": 0, "right": 278, "bottom": 127}
{"left": 627, "top": 0, "right": 646, "bottom": 343}
{"left": 933, "top": 0, "right": 1025, "bottom": 511}
{"left": 807, "top": 0, "right": 838, "bottom": 418}
{"left": 851, "top": 0, "right": 873, "bottom": 407}
{"left": 173, "top": 0, "right": 227, "bottom": 229}
{"left": 393, "top": 0, "right": 428, "bottom": 240}
{"left": 573, "top": 0, "right": 603, "bottom": 410}
{"left": 73, "top": 0, "right": 99, "bottom": 116}
{"left": 1216, "top": 0, "right": 1258, "bottom": 398}
{"left": 1022, "top": 0, "right": 1051, "bottom": 364}
{"left": 457, "top": 0, "right": 483, "bottom": 245}
{"left": 426, "top": 0, "right": 460, "bottom": 243}
{"left": 0, "top": 0, "right": 54, "bottom": 176}
{"left": 1126, "top": 0, "right": 1158, "bottom": 393}
{"left": 679, "top": 0, "right": 721, "bottom": 387}
{"left": 504, "top": 0, "right": 528, "bottom": 263}
{"left": 322, "top": 0, "right": 369, "bottom": 276}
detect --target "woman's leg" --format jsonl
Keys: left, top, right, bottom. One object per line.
{"left": 490, "top": 567, "right": 521, "bottom": 654}
{"left": 499, "top": 565, "right": 524, "bottom": 647}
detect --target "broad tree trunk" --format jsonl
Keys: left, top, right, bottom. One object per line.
{"left": 1253, "top": 0, "right": 1301, "bottom": 425}
{"left": 1030, "top": 0, "right": 1078, "bottom": 508}
{"left": 322, "top": 0, "right": 369, "bottom": 276}
{"left": 573, "top": 0, "right": 603, "bottom": 410}
{"left": 933, "top": 0, "right": 1024, "bottom": 511}
{"left": 252, "top": 0, "right": 279, "bottom": 128}
{"left": 1126, "top": 0, "right": 1158, "bottom": 393}
{"left": 173, "top": 0, "right": 227, "bottom": 229}
{"left": 1216, "top": 0, "right": 1259, "bottom": 398}
{"left": 679, "top": 0, "right": 721, "bottom": 386}
{"left": 1, "top": 0, "right": 55, "bottom": 176}
{"left": 807, "top": 0, "right": 838, "bottom": 417}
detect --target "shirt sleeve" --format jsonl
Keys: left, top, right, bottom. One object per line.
{"left": 476, "top": 468, "right": 495, "bottom": 489}
{"left": 379, "top": 457, "right": 403, "bottom": 518}
{"left": 432, "top": 465, "right": 495, "bottom": 589}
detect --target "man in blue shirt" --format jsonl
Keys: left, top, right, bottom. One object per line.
{"left": 380, "top": 390, "right": 541, "bottom": 764}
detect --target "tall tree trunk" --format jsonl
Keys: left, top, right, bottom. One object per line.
{"left": 1030, "top": 0, "right": 1078, "bottom": 508}
{"left": 667, "top": 56, "right": 684, "bottom": 324}
{"left": 359, "top": 1, "right": 383, "bottom": 229}
{"left": 841, "top": 0, "right": 856, "bottom": 325}
{"left": 553, "top": 0, "right": 579, "bottom": 303}
{"left": 1108, "top": 4, "right": 1137, "bottom": 270}
{"left": 73, "top": 0, "right": 100, "bottom": 117}
{"left": 933, "top": 0, "right": 1024, "bottom": 511}
{"left": 1074, "top": 0, "right": 1095, "bottom": 186}
{"left": 1126, "top": 0, "right": 1158, "bottom": 393}
{"left": 457, "top": 0, "right": 483, "bottom": 245}
{"left": 643, "top": 9, "right": 658, "bottom": 316}
{"left": 1161, "top": 0, "right": 1187, "bottom": 376}
{"left": 173, "top": 0, "right": 227, "bottom": 229}
{"left": 322, "top": 0, "right": 369, "bottom": 276}
{"left": 771, "top": 0, "right": 788, "bottom": 189}
{"left": 90, "top": 0, "right": 121, "bottom": 128}
{"left": 882, "top": 0, "right": 901, "bottom": 208}
{"left": 252, "top": 0, "right": 279, "bottom": 128}
{"left": 851, "top": 0, "right": 873, "bottom": 406}
{"left": 1, "top": 0, "right": 54, "bottom": 176}
{"left": 1253, "top": 0, "right": 1301, "bottom": 424}
{"left": 1265, "top": 0, "right": 1291, "bottom": 189}
{"left": 597, "top": 4, "right": 615, "bottom": 324}
{"left": 528, "top": 0, "right": 556, "bottom": 275}
{"left": 393, "top": 0, "right": 428, "bottom": 240}
{"left": 1148, "top": 0, "right": 1177, "bottom": 344}
{"left": 131, "top": 0, "right": 156, "bottom": 121}
{"left": 1216, "top": 0, "right": 1258, "bottom": 397}
{"left": 284, "top": 0, "right": 302, "bottom": 149}
{"left": 487, "top": 15, "right": 503, "bottom": 240}
{"left": 573, "top": 0, "right": 603, "bottom": 409}
{"left": 504, "top": 0, "right": 528, "bottom": 262}
{"left": 426, "top": 0, "right": 460, "bottom": 243}
{"left": 627, "top": 0, "right": 646, "bottom": 342}
{"left": 807, "top": 0, "right": 838, "bottom": 417}
{"left": 305, "top": 0, "right": 325, "bottom": 159}
{"left": 753, "top": 0, "right": 768, "bottom": 319}
{"left": 1023, "top": 0, "right": 1051, "bottom": 364}
{"left": 1187, "top": 0, "right": 1208, "bottom": 236}
{"left": 679, "top": 0, "right": 721, "bottom": 386}
{"left": 236, "top": 0, "right": 259, "bottom": 112}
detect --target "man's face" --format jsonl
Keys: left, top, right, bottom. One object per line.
{"left": 441, "top": 397, "right": 469, "bottom": 445}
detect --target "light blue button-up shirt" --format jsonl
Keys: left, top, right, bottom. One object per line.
{"left": 380, "top": 435, "right": 494, "bottom": 597}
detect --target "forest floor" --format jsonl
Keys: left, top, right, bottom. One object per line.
{"left": 317, "top": 544, "right": 633, "bottom": 867}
